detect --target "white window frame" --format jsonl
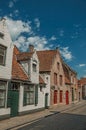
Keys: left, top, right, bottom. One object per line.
{"left": 0, "top": 81, "right": 6, "bottom": 108}
{"left": 0, "top": 45, "right": 7, "bottom": 66}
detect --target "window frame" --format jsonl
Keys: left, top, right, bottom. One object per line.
{"left": 0, "top": 32, "right": 4, "bottom": 39}
{"left": 32, "top": 63, "right": 37, "bottom": 72}
{"left": 0, "top": 45, "right": 7, "bottom": 66}
{"left": 57, "top": 62, "right": 60, "bottom": 70}
{"left": 0, "top": 81, "right": 6, "bottom": 108}
{"left": 59, "top": 75, "right": 63, "bottom": 86}
{"left": 24, "top": 85, "right": 35, "bottom": 106}
{"left": 54, "top": 73, "right": 57, "bottom": 85}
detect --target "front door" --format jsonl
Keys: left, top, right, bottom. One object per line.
{"left": 66, "top": 91, "right": 69, "bottom": 104}
{"left": 45, "top": 93, "right": 48, "bottom": 109}
{"left": 72, "top": 88, "right": 74, "bottom": 101}
{"left": 8, "top": 82, "right": 19, "bottom": 117}
{"left": 54, "top": 90, "right": 57, "bottom": 104}
{"left": 10, "top": 91, "right": 19, "bottom": 117}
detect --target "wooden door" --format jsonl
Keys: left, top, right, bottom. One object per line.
{"left": 66, "top": 91, "right": 69, "bottom": 105}
{"left": 60, "top": 90, "right": 63, "bottom": 103}
{"left": 54, "top": 90, "right": 57, "bottom": 104}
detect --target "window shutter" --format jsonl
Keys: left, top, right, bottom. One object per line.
{"left": 7, "top": 81, "right": 11, "bottom": 107}
{"left": 35, "top": 85, "right": 38, "bottom": 106}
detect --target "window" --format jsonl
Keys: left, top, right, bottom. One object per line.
{"left": 11, "top": 83, "right": 20, "bottom": 91}
{"left": 0, "top": 81, "right": 6, "bottom": 107}
{"left": 24, "top": 85, "right": 34, "bottom": 105}
{"left": 54, "top": 73, "right": 57, "bottom": 85}
{"left": 57, "top": 62, "right": 60, "bottom": 70}
{"left": 0, "top": 45, "right": 6, "bottom": 66}
{"left": 0, "top": 32, "right": 4, "bottom": 39}
{"left": 33, "top": 63, "right": 37, "bottom": 72}
{"left": 40, "top": 86, "right": 43, "bottom": 92}
{"left": 59, "top": 75, "right": 63, "bottom": 86}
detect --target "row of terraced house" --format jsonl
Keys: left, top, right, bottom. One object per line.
{"left": 0, "top": 18, "right": 82, "bottom": 120}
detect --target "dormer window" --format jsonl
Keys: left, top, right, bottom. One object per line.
{"left": 33, "top": 63, "right": 37, "bottom": 72}
{"left": 0, "top": 32, "right": 4, "bottom": 39}
{"left": 0, "top": 45, "right": 7, "bottom": 66}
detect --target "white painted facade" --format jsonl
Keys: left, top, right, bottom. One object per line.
{"left": 18, "top": 51, "right": 50, "bottom": 114}
{"left": 0, "top": 19, "right": 13, "bottom": 118}
{"left": 21, "top": 51, "right": 39, "bottom": 83}
{"left": 18, "top": 73, "right": 50, "bottom": 113}
{"left": 18, "top": 84, "right": 45, "bottom": 113}
{"left": 40, "top": 73, "right": 50, "bottom": 107}
{"left": 0, "top": 19, "right": 13, "bottom": 80}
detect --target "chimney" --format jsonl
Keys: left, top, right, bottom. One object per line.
{"left": 29, "top": 44, "right": 34, "bottom": 52}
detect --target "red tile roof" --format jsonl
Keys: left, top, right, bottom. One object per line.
{"left": 12, "top": 46, "right": 29, "bottom": 81}
{"left": 39, "top": 75, "right": 45, "bottom": 84}
{"left": 78, "top": 78, "right": 86, "bottom": 86}
{"left": 17, "top": 52, "right": 33, "bottom": 61}
{"left": 37, "top": 50, "right": 57, "bottom": 72}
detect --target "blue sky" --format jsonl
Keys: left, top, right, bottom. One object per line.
{"left": 0, "top": 0, "right": 86, "bottom": 78}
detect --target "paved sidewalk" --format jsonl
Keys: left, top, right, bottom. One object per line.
{"left": 0, "top": 100, "right": 85, "bottom": 130}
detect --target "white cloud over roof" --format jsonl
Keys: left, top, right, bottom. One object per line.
{"left": 60, "top": 46, "right": 73, "bottom": 61}
{"left": 5, "top": 17, "right": 32, "bottom": 40}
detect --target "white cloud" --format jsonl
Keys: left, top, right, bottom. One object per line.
{"left": 59, "top": 30, "right": 64, "bottom": 37}
{"left": 9, "top": 1, "right": 14, "bottom": 8}
{"left": 50, "top": 36, "right": 57, "bottom": 41}
{"left": 83, "top": 75, "right": 86, "bottom": 78}
{"left": 60, "top": 46, "right": 73, "bottom": 61}
{"left": 34, "top": 18, "right": 40, "bottom": 29}
{"left": 79, "top": 64, "right": 86, "bottom": 67}
{"left": 5, "top": 17, "right": 32, "bottom": 41}
{"left": 27, "top": 36, "right": 48, "bottom": 50}
{"left": 14, "top": 36, "right": 27, "bottom": 51}
{"left": 73, "top": 24, "right": 81, "bottom": 28}
{"left": 14, "top": 35, "right": 49, "bottom": 51}
{"left": 14, "top": 10, "right": 19, "bottom": 16}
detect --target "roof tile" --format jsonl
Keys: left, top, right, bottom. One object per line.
{"left": 12, "top": 46, "right": 29, "bottom": 81}
{"left": 37, "top": 50, "right": 57, "bottom": 72}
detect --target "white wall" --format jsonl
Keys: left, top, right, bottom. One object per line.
{"left": 40, "top": 73, "right": 50, "bottom": 107}
{"left": 21, "top": 51, "right": 39, "bottom": 84}
{"left": 0, "top": 108, "right": 10, "bottom": 116}
{"left": 18, "top": 84, "right": 45, "bottom": 113}
{"left": 0, "top": 19, "right": 13, "bottom": 80}
{"left": 30, "top": 52, "right": 39, "bottom": 84}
